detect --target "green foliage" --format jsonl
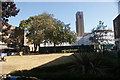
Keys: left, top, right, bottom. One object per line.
{"left": 78, "top": 45, "right": 94, "bottom": 52}
{"left": 72, "top": 52, "right": 119, "bottom": 75}
{"left": 1, "top": 1, "right": 20, "bottom": 25}
{"left": 73, "top": 52, "right": 104, "bottom": 74}
{"left": 89, "top": 21, "right": 109, "bottom": 52}
{"left": 20, "top": 13, "right": 54, "bottom": 51}
{"left": 1, "top": 1, "right": 20, "bottom": 45}
{"left": 20, "top": 13, "right": 76, "bottom": 52}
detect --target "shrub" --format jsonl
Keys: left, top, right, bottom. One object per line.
{"left": 72, "top": 52, "right": 110, "bottom": 74}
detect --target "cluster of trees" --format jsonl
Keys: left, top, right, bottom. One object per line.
{"left": 20, "top": 13, "right": 76, "bottom": 52}
{"left": 1, "top": 1, "right": 76, "bottom": 53}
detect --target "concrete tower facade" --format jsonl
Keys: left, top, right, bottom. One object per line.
{"left": 76, "top": 11, "right": 84, "bottom": 37}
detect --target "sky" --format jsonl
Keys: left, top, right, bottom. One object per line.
{"left": 8, "top": 2, "right": 118, "bottom": 33}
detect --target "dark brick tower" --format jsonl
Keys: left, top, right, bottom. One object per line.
{"left": 76, "top": 11, "right": 84, "bottom": 37}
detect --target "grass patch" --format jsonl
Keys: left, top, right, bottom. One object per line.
{"left": 9, "top": 52, "right": 120, "bottom": 80}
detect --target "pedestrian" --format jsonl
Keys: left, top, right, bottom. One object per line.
{"left": 1, "top": 49, "right": 7, "bottom": 62}
{"left": 1, "top": 53, "right": 6, "bottom": 62}
{"left": 19, "top": 51, "right": 23, "bottom": 56}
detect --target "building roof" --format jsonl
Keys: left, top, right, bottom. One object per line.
{"left": 113, "top": 14, "right": 120, "bottom": 21}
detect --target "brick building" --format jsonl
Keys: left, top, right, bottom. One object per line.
{"left": 76, "top": 11, "right": 84, "bottom": 37}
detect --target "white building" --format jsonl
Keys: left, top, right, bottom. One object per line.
{"left": 24, "top": 33, "right": 71, "bottom": 51}
{"left": 24, "top": 30, "right": 115, "bottom": 51}
{"left": 73, "top": 30, "right": 115, "bottom": 46}
{"left": 73, "top": 33, "right": 92, "bottom": 45}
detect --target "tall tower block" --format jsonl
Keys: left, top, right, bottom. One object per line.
{"left": 76, "top": 11, "right": 84, "bottom": 37}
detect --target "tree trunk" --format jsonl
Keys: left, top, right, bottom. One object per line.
{"left": 34, "top": 44, "right": 37, "bottom": 52}
{"left": 38, "top": 44, "right": 41, "bottom": 53}
{"left": 54, "top": 43, "right": 56, "bottom": 53}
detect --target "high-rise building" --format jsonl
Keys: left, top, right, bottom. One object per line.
{"left": 113, "top": 14, "right": 120, "bottom": 50}
{"left": 113, "top": 1, "right": 120, "bottom": 50}
{"left": 76, "top": 11, "right": 84, "bottom": 37}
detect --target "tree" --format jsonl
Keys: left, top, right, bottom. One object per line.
{"left": 0, "top": 1, "right": 20, "bottom": 45}
{"left": 20, "top": 13, "right": 76, "bottom": 53}
{"left": 46, "top": 19, "right": 76, "bottom": 52}
{"left": 89, "top": 21, "right": 108, "bottom": 52}
{"left": 45, "top": 19, "right": 65, "bottom": 51}
{"left": 20, "top": 13, "right": 54, "bottom": 52}
{"left": 63, "top": 24, "right": 76, "bottom": 44}
{"left": 1, "top": 1, "right": 20, "bottom": 26}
